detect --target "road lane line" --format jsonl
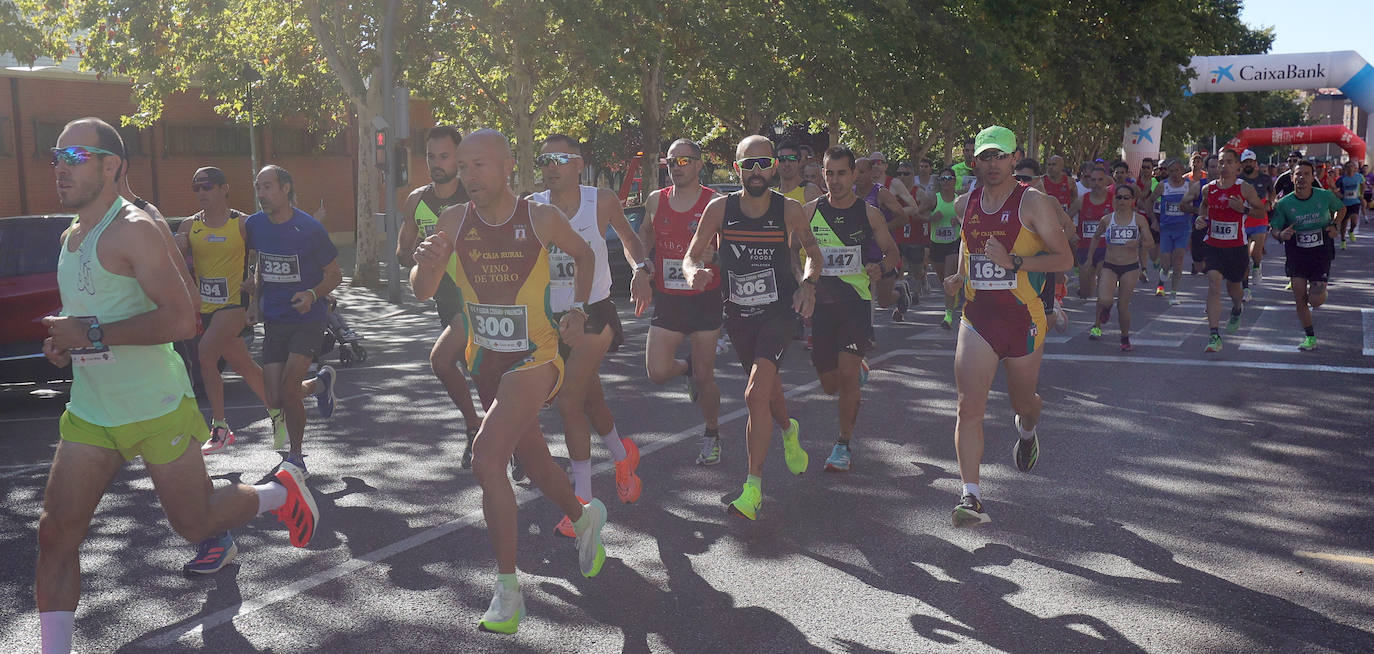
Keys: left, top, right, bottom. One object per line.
{"left": 1363, "top": 309, "right": 1374, "bottom": 356}
{"left": 1294, "top": 550, "right": 1374, "bottom": 566}
{"left": 1238, "top": 305, "right": 1292, "bottom": 352}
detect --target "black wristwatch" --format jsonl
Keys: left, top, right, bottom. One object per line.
{"left": 1010, "top": 255, "right": 1024, "bottom": 273}
{"left": 803, "top": 277, "right": 818, "bottom": 286}
{"left": 86, "top": 320, "right": 104, "bottom": 349}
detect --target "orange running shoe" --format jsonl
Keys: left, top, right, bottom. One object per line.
{"left": 614, "top": 438, "right": 642, "bottom": 503}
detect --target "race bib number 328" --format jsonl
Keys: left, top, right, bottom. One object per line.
{"left": 259, "top": 252, "right": 302, "bottom": 283}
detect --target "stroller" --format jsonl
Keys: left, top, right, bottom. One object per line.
{"left": 320, "top": 295, "right": 368, "bottom": 366}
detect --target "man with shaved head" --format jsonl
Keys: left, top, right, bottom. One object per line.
{"left": 410, "top": 128, "right": 609, "bottom": 634}
{"left": 683, "top": 134, "right": 823, "bottom": 521}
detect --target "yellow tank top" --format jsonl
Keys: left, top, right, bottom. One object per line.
{"left": 188, "top": 210, "right": 248, "bottom": 313}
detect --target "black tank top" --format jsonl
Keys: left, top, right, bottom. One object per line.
{"left": 811, "top": 196, "right": 874, "bottom": 304}
{"left": 719, "top": 191, "right": 795, "bottom": 318}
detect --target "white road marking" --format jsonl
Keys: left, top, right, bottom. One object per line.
{"left": 1238, "top": 305, "right": 1293, "bottom": 352}
{"left": 1363, "top": 309, "right": 1374, "bottom": 356}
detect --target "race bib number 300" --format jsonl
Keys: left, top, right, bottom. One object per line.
{"left": 662, "top": 258, "right": 691, "bottom": 290}
{"left": 259, "top": 252, "right": 302, "bottom": 283}
{"left": 1210, "top": 220, "right": 1238, "bottom": 241}
{"left": 468, "top": 303, "right": 530, "bottom": 352}
{"left": 820, "top": 245, "right": 862, "bottom": 277}
{"left": 968, "top": 253, "right": 1016, "bottom": 290}
{"left": 728, "top": 269, "right": 779, "bottom": 306}
{"left": 1296, "top": 231, "right": 1323, "bottom": 248}
{"left": 199, "top": 277, "right": 229, "bottom": 304}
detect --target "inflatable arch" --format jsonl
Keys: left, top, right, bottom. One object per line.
{"left": 1224, "top": 125, "right": 1366, "bottom": 163}
{"left": 1121, "top": 50, "right": 1373, "bottom": 169}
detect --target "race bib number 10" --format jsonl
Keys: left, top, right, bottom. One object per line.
{"left": 259, "top": 252, "right": 302, "bottom": 283}
{"left": 548, "top": 248, "right": 575, "bottom": 288}
{"left": 968, "top": 253, "right": 1016, "bottom": 290}
{"left": 468, "top": 303, "right": 530, "bottom": 352}
{"left": 728, "top": 269, "right": 779, "bottom": 306}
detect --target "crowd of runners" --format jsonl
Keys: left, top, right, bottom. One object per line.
{"left": 35, "top": 113, "right": 1370, "bottom": 648}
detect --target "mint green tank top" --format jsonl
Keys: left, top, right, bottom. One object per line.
{"left": 56, "top": 197, "right": 194, "bottom": 426}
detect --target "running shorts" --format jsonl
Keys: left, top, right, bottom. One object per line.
{"left": 724, "top": 309, "right": 794, "bottom": 371}
{"left": 810, "top": 300, "right": 873, "bottom": 374}
{"left": 60, "top": 395, "right": 208, "bottom": 465}
{"left": 1284, "top": 247, "right": 1332, "bottom": 283}
{"left": 1205, "top": 245, "right": 1249, "bottom": 284}
{"left": 928, "top": 239, "right": 961, "bottom": 263}
{"left": 263, "top": 321, "right": 325, "bottom": 364}
{"left": 1191, "top": 228, "right": 1208, "bottom": 263}
{"left": 1245, "top": 225, "right": 1269, "bottom": 238}
{"left": 1159, "top": 225, "right": 1191, "bottom": 255}
{"left": 1076, "top": 246, "right": 1106, "bottom": 267}
{"left": 650, "top": 289, "right": 724, "bottom": 335}
{"left": 558, "top": 297, "right": 625, "bottom": 358}
{"left": 961, "top": 297, "right": 1046, "bottom": 361}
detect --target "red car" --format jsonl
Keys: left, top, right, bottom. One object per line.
{"left": 0, "top": 215, "right": 72, "bottom": 383}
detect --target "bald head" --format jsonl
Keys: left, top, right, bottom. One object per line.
{"left": 462, "top": 129, "right": 511, "bottom": 157}
{"left": 457, "top": 128, "right": 515, "bottom": 205}
{"left": 736, "top": 135, "right": 774, "bottom": 159}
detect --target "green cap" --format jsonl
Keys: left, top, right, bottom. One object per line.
{"left": 974, "top": 125, "right": 1016, "bottom": 156}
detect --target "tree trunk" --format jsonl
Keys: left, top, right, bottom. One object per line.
{"left": 640, "top": 53, "right": 664, "bottom": 200}
{"left": 351, "top": 71, "right": 385, "bottom": 288}
{"left": 508, "top": 46, "right": 536, "bottom": 194}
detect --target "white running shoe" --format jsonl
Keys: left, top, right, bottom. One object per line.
{"left": 478, "top": 580, "right": 525, "bottom": 634}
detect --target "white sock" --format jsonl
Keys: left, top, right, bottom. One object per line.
{"left": 1017, "top": 417, "right": 1037, "bottom": 441}
{"left": 254, "top": 482, "right": 288, "bottom": 515}
{"left": 600, "top": 426, "right": 627, "bottom": 461}
{"left": 962, "top": 483, "right": 980, "bottom": 499}
{"left": 570, "top": 458, "right": 592, "bottom": 500}
{"left": 40, "top": 611, "right": 74, "bottom": 654}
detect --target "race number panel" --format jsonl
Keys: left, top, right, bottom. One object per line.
{"left": 1296, "top": 231, "right": 1323, "bottom": 248}
{"left": 820, "top": 245, "right": 863, "bottom": 277}
{"left": 934, "top": 225, "right": 957, "bottom": 242}
{"left": 1210, "top": 220, "right": 1239, "bottom": 241}
{"left": 467, "top": 303, "right": 530, "bottom": 352}
{"left": 661, "top": 258, "right": 691, "bottom": 291}
{"left": 259, "top": 252, "right": 302, "bottom": 283}
{"left": 728, "top": 268, "right": 780, "bottom": 306}
{"left": 968, "top": 253, "right": 1016, "bottom": 290}
{"left": 548, "top": 248, "right": 575, "bottom": 289}
{"left": 199, "top": 277, "right": 229, "bottom": 305}
{"left": 1106, "top": 225, "right": 1138, "bottom": 246}
{"left": 1082, "top": 221, "right": 1100, "bottom": 237}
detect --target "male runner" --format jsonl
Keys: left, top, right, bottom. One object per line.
{"left": 1136, "top": 158, "right": 1158, "bottom": 195}
{"left": 1336, "top": 161, "right": 1367, "bottom": 247}
{"left": 245, "top": 165, "right": 341, "bottom": 474}
{"left": 946, "top": 126, "right": 1072, "bottom": 527}
{"left": 929, "top": 168, "right": 963, "bottom": 329}
{"left": 803, "top": 146, "right": 901, "bottom": 471}
{"left": 1068, "top": 166, "right": 1112, "bottom": 297}
{"left": 1273, "top": 150, "right": 1306, "bottom": 199}
{"left": 951, "top": 138, "right": 978, "bottom": 192}
{"left": 1041, "top": 155, "right": 1078, "bottom": 213}
{"left": 173, "top": 167, "right": 274, "bottom": 453}
{"left": 38, "top": 119, "right": 317, "bottom": 654}
{"left": 803, "top": 162, "right": 826, "bottom": 192}
{"left": 410, "top": 129, "right": 608, "bottom": 634}
{"left": 398, "top": 126, "right": 483, "bottom": 466}
{"left": 778, "top": 140, "right": 822, "bottom": 206}
{"left": 855, "top": 157, "right": 914, "bottom": 313}
{"left": 1185, "top": 152, "right": 1208, "bottom": 183}
{"left": 640, "top": 138, "right": 726, "bottom": 465}
{"left": 869, "top": 150, "right": 920, "bottom": 208}
{"left": 1269, "top": 160, "right": 1343, "bottom": 351}
{"left": 531, "top": 134, "right": 650, "bottom": 537}
{"left": 1136, "top": 157, "right": 1164, "bottom": 288}
{"left": 683, "top": 135, "right": 822, "bottom": 521}
{"left": 1183, "top": 154, "right": 1221, "bottom": 274}
{"left": 1238, "top": 150, "right": 1273, "bottom": 296}
{"left": 1143, "top": 159, "right": 1194, "bottom": 303}
{"left": 912, "top": 158, "right": 937, "bottom": 192}
{"left": 1111, "top": 161, "right": 1132, "bottom": 189}
{"left": 1194, "top": 149, "right": 1266, "bottom": 353}
{"left": 1014, "top": 159, "right": 1074, "bottom": 331}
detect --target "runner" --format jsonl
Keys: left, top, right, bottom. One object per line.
{"left": 1195, "top": 149, "right": 1266, "bottom": 353}
{"left": 1269, "top": 159, "right": 1343, "bottom": 351}
{"left": 778, "top": 140, "right": 823, "bottom": 205}
{"left": 1273, "top": 150, "right": 1306, "bottom": 199}
{"left": 868, "top": 150, "right": 920, "bottom": 208}
{"left": 1014, "top": 159, "right": 1073, "bottom": 332}
{"left": 397, "top": 126, "right": 483, "bottom": 467}
{"left": 172, "top": 167, "right": 273, "bottom": 453}
{"left": 946, "top": 126, "right": 1073, "bottom": 527}
{"left": 1041, "top": 155, "right": 1078, "bottom": 213}
{"left": 530, "top": 133, "right": 651, "bottom": 537}
{"left": 1068, "top": 166, "right": 1112, "bottom": 298}
{"left": 1110, "top": 161, "right": 1132, "bottom": 189}
{"left": 1085, "top": 184, "right": 1154, "bottom": 351}
{"left": 244, "top": 165, "right": 340, "bottom": 474}
{"left": 38, "top": 119, "right": 318, "bottom": 654}
{"left": 802, "top": 146, "right": 902, "bottom": 471}
{"left": 1143, "top": 159, "right": 1193, "bottom": 303}
{"left": 951, "top": 137, "right": 978, "bottom": 193}
{"left": 639, "top": 138, "right": 726, "bottom": 466}
{"left": 1363, "top": 164, "right": 1374, "bottom": 217}
{"left": 682, "top": 134, "right": 821, "bottom": 521}
{"left": 912, "top": 158, "right": 937, "bottom": 193}
{"left": 409, "top": 129, "right": 608, "bottom": 634}
{"left": 855, "top": 156, "right": 913, "bottom": 313}
{"left": 1336, "top": 161, "right": 1367, "bottom": 248}
{"left": 1238, "top": 150, "right": 1273, "bottom": 298}
{"left": 803, "top": 162, "right": 826, "bottom": 192}
{"left": 1185, "top": 152, "right": 1208, "bottom": 183}
{"left": 1136, "top": 157, "right": 1164, "bottom": 289}
{"left": 1184, "top": 154, "right": 1221, "bottom": 275}
{"left": 929, "top": 168, "right": 962, "bottom": 329}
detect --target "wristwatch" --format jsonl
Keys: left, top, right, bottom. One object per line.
{"left": 570, "top": 301, "right": 588, "bottom": 317}
{"left": 1010, "top": 255, "right": 1024, "bottom": 273}
{"left": 86, "top": 320, "right": 104, "bottom": 349}
{"left": 634, "top": 260, "right": 652, "bottom": 277}
{"left": 802, "top": 277, "right": 818, "bottom": 286}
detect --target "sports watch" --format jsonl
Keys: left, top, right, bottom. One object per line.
{"left": 86, "top": 320, "right": 104, "bottom": 349}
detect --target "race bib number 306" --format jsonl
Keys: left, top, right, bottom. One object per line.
{"left": 662, "top": 258, "right": 691, "bottom": 290}
{"left": 968, "top": 253, "right": 1016, "bottom": 290}
{"left": 468, "top": 303, "right": 530, "bottom": 352}
{"left": 259, "top": 252, "right": 302, "bottom": 283}
{"left": 728, "top": 269, "right": 779, "bottom": 306}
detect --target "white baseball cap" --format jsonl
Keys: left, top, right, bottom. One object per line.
{"left": 1240, "top": 149, "right": 1257, "bottom": 162}
{"left": 868, "top": 151, "right": 887, "bottom": 161}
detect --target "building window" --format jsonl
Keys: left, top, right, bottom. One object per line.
{"left": 34, "top": 120, "right": 145, "bottom": 157}
{"left": 163, "top": 124, "right": 251, "bottom": 156}
{"left": 271, "top": 127, "right": 347, "bottom": 156}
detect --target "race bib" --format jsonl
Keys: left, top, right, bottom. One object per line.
{"left": 422, "top": 222, "right": 437, "bottom": 237}
{"left": 968, "top": 253, "right": 1016, "bottom": 290}
{"left": 1106, "top": 225, "right": 1138, "bottom": 246}
{"left": 199, "top": 277, "right": 229, "bottom": 305}
{"left": 468, "top": 303, "right": 530, "bottom": 352}
{"left": 728, "top": 268, "right": 779, "bottom": 306}
{"left": 1165, "top": 202, "right": 1181, "bottom": 215}
{"left": 71, "top": 315, "right": 115, "bottom": 367}
{"left": 901, "top": 223, "right": 912, "bottom": 238}
{"left": 1210, "top": 220, "right": 1238, "bottom": 241}
{"left": 548, "top": 248, "right": 575, "bottom": 289}
{"left": 934, "top": 225, "right": 957, "bottom": 242}
{"left": 820, "top": 245, "right": 862, "bottom": 277}
{"left": 661, "top": 258, "right": 691, "bottom": 291}
{"left": 1296, "top": 231, "right": 1322, "bottom": 248}
{"left": 1344, "top": 188, "right": 1358, "bottom": 200}
{"left": 259, "top": 252, "right": 302, "bottom": 283}
{"left": 1082, "top": 221, "right": 1099, "bottom": 237}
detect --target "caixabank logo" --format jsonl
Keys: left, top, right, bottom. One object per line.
{"left": 1210, "top": 61, "right": 1327, "bottom": 84}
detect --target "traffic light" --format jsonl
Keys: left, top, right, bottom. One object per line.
{"left": 374, "top": 128, "right": 387, "bottom": 171}
{"left": 394, "top": 145, "right": 408, "bottom": 186}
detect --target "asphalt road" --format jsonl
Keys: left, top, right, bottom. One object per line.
{"left": 3, "top": 235, "right": 1373, "bottom": 653}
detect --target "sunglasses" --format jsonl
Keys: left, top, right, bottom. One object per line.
{"left": 1114, "top": 194, "right": 1134, "bottom": 201}
{"left": 937, "top": 175, "right": 955, "bottom": 181}
{"left": 736, "top": 156, "right": 777, "bottom": 171}
{"left": 976, "top": 151, "right": 1014, "bottom": 162}
{"left": 50, "top": 145, "right": 119, "bottom": 167}
{"left": 666, "top": 155, "right": 699, "bottom": 168}
{"left": 777, "top": 153, "right": 801, "bottom": 162}
{"left": 1013, "top": 174, "right": 1036, "bottom": 182}
{"left": 191, "top": 181, "right": 218, "bottom": 192}
{"left": 534, "top": 152, "right": 581, "bottom": 167}
{"left": 897, "top": 170, "right": 914, "bottom": 176}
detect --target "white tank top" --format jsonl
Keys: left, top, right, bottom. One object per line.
{"left": 530, "top": 185, "right": 611, "bottom": 310}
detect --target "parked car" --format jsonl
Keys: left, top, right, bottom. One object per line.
{"left": 0, "top": 215, "right": 73, "bottom": 383}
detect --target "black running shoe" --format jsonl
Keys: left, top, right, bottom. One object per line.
{"left": 1013, "top": 418, "right": 1039, "bottom": 473}
{"left": 461, "top": 427, "right": 477, "bottom": 469}
{"left": 952, "top": 493, "right": 990, "bottom": 527}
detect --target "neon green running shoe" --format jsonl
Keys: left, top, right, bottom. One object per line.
{"left": 781, "top": 418, "right": 808, "bottom": 475}
{"left": 1299, "top": 335, "right": 1317, "bottom": 351}
{"left": 1226, "top": 312, "right": 1241, "bottom": 333}
{"left": 1088, "top": 325, "right": 1103, "bottom": 340}
{"left": 478, "top": 580, "right": 524, "bottom": 634}
{"left": 728, "top": 481, "right": 762, "bottom": 521}
{"left": 1204, "top": 333, "right": 1223, "bottom": 353}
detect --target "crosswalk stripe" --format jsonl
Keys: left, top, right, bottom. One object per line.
{"left": 1239, "top": 305, "right": 1293, "bottom": 352}
{"left": 1363, "top": 309, "right": 1374, "bottom": 356}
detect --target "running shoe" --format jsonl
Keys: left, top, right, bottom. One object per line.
{"left": 695, "top": 433, "right": 722, "bottom": 466}
{"left": 575, "top": 499, "right": 607, "bottom": 577}
{"left": 1120, "top": 340, "right": 1133, "bottom": 352}
{"left": 1341, "top": 240, "right": 1348, "bottom": 250}
{"left": 1352, "top": 233, "right": 1358, "bottom": 243}
{"left": 314, "top": 365, "right": 337, "bottom": 418}
{"left": 1139, "top": 270, "right": 1148, "bottom": 284}
{"left": 554, "top": 495, "right": 586, "bottom": 538}
{"left": 1299, "top": 335, "right": 1318, "bottom": 351}
{"left": 1242, "top": 288, "right": 1253, "bottom": 303}
{"left": 1226, "top": 312, "right": 1242, "bottom": 333}
{"left": 804, "top": 333, "right": 813, "bottom": 350}
{"left": 1255, "top": 265, "right": 1264, "bottom": 282}
{"left": 781, "top": 418, "right": 808, "bottom": 475}
{"left": 941, "top": 309, "right": 953, "bottom": 330}
{"left": 1155, "top": 284, "right": 1165, "bottom": 297}
{"left": 478, "top": 580, "right": 525, "bottom": 634}
{"left": 183, "top": 531, "right": 237, "bottom": 575}
{"left": 716, "top": 335, "right": 729, "bottom": 355}
{"left": 728, "top": 482, "right": 762, "bottom": 521}
{"left": 202, "top": 425, "right": 235, "bottom": 454}
{"left": 824, "top": 442, "right": 852, "bottom": 472}
{"left": 682, "top": 354, "right": 698, "bottom": 404}
{"left": 1088, "top": 325, "right": 1102, "bottom": 340}
{"left": 1169, "top": 292, "right": 1180, "bottom": 306}
{"left": 271, "top": 411, "right": 287, "bottom": 450}
{"left": 461, "top": 426, "right": 477, "bottom": 469}
{"left": 891, "top": 281, "right": 910, "bottom": 322}
{"left": 952, "top": 493, "right": 990, "bottom": 527}
{"left": 859, "top": 359, "right": 870, "bottom": 387}
{"left": 1013, "top": 415, "right": 1039, "bottom": 473}
{"left": 1284, "top": 280, "right": 1293, "bottom": 291}
{"left": 271, "top": 461, "right": 318, "bottom": 547}
{"left": 1204, "top": 333, "right": 1223, "bottom": 353}
{"left": 509, "top": 456, "right": 527, "bottom": 483}
{"left": 614, "top": 438, "right": 642, "bottom": 503}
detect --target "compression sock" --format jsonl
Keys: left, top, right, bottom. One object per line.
{"left": 599, "top": 426, "right": 627, "bottom": 462}
{"left": 1304, "top": 325, "right": 1315, "bottom": 337}
{"left": 571, "top": 458, "right": 593, "bottom": 501}
{"left": 497, "top": 572, "right": 518, "bottom": 591}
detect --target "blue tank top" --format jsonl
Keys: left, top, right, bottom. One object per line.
{"left": 1157, "top": 180, "right": 1191, "bottom": 227}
